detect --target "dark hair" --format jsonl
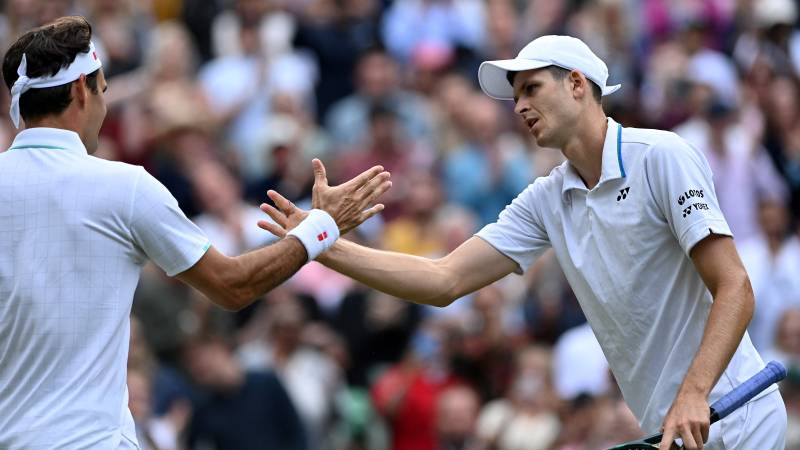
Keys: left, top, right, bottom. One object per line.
{"left": 506, "top": 66, "right": 602, "bottom": 102}
{"left": 2, "top": 16, "right": 100, "bottom": 123}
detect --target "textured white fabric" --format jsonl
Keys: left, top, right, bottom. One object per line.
{"left": 0, "top": 128, "right": 209, "bottom": 449}
{"left": 476, "top": 118, "right": 774, "bottom": 434}
{"left": 287, "top": 209, "right": 339, "bottom": 260}
{"left": 703, "top": 389, "right": 787, "bottom": 449}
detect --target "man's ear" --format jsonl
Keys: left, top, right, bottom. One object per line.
{"left": 72, "top": 73, "right": 89, "bottom": 107}
{"left": 569, "top": 70, "right": 587, "bottom": 99}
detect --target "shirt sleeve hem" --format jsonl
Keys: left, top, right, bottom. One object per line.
{"left": 679, "top": 220, "right": 733, "bottom": 255}
{"left": 165, "top": 240, "right": 212, "bottom": 277}
{"left": 474, "top": 233, "right": 526, "bottom": 275}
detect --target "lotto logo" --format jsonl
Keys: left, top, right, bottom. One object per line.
{"left": 317, "top": 231, "right": 328, "bottom": 241}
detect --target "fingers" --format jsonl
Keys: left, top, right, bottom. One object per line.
{"left": 659, "top": 425, "right": 703, "bottom": 450}
{"left": 267, "top": 190, "right": 298, "bottom": 216}
{"left": 312, "top": 158, "right": 328, "bottom": 188}
{"left": 357, "top": 173, "right": 392, "bottom": 204}
{"left": 680, "top": 424, "right": 699, "bottom": 450}
{"left": 260, "top": 203, "right": 288, "bottom": 228}
{"left": 659, "top": 429, "right": 676, "bottom": 450}
{"left": 344, "top": 165, "right": 384, "bottom": 191}
{"left": 257, "top": 219, "right": 288, "bottom": 238}
{"left": 360, "top": 203, "right": 385, "bottom": 223}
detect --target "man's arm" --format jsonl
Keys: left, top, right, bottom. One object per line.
{"left": 259, "top": 190, "right": 519, "bottom": 307}
{"left": 659, "top": 234, "right": 755, "bottom": 450}
{"left": 317, "top": 236, "right": 519, "bottom": 307}
{"left": 175, "top": 241, "right": 307, "bottom": 311}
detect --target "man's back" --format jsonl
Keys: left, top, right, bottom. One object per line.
{"left": 0, "top": 128, "right": 208, "bottom": 448}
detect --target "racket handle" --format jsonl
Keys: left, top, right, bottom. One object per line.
{"left": 709, "top": 361, "right": 786, "bottom": 423}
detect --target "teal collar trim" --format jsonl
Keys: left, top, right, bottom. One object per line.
{"left": 8, "top": 144, "right": 68, "bottom": 151}
{"left": 7, "top": 128, "right": 87, "bottom": 154}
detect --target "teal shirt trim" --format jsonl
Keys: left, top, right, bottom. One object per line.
{"left": 8, "top": 144, "right": 68, "bottom": 151}
{"left": 616, "top": 124, "right": 625, "bottom": 178}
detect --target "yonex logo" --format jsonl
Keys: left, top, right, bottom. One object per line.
{"left": 317, "top": 231, "right": 328, "bottom": 241}
{"left": 616, "top": 187, "right": 630, "bottom": 201}
{"left": 683, "top": 207, "right": 692, "bottom": 218}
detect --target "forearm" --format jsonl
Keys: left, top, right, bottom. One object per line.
{"left": 679, "top": 276, "right": 754, "bottom": 397}
{"left": 182, "top": 238, "right": 309, "bottom": 311}
{"left": 318, "top": 239, "right": 458, "bottom": 307}
{"left": 227, "top": 237, "right": 309, "bottom": 304}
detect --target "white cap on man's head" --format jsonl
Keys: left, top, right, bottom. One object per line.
{"left": 478, "top": 35, "right": 621, "bottom": 100}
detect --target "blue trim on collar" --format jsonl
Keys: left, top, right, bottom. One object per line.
{"left": 8, "top": 127, "right": 87, "bottom": 154}
{"left": 616, "top": 124, "right": 625, "bottom": 178}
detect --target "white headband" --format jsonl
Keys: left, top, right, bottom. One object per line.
{"left": 10, "top": 40, "right": 102, "bottom": 128}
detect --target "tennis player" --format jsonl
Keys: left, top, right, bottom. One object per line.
{"left": 259, "top": 35, "right": 787, "bottom": 449}
{"left": 0, "top": 16, "right": 390, "bottom": 449}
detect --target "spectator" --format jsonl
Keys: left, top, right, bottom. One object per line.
{"left": 474, "top": 346, "right": 561, "bottom": 450}
{"left": 739, "top": 200, "right": 800, "bottom": 353}
{"left": 237, "top": 294, "right": 344, "bottom": 449}
{"left": 371, "top": 318, "right": 464, "bottom": 450}
{"left": 324, "top": 47, "right": 435, "bottom": 151}
{"left": 183, "top": 334, "right": 307, "bottom": 450}
{"left": 442, "top": 94, "right": 532, "bottom": 225}
{"left": 436, "top": 385, "right": 481, "bottom": 450}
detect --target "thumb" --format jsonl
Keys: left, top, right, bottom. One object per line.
{"left": 312, "top": 158, "right": 328, "bottom": 188}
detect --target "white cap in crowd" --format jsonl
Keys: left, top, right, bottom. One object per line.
{"left": 478, "top": 35, "right": 621, "bottom": 100}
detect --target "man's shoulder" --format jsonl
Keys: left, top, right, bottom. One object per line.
{"left": 86, "top": 157, "right": 147, "bottom": 181}
{"left": 621, "top": 125, "right": 686, "bottom": 151}
{"left": 621, "top": 126, "right": 700, "bottom": 168}
{"left": 531, "top": 160, "right": 569, "bottom": 192}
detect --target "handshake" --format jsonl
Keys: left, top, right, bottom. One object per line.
{"left": 257, "top": 159, "right": 392, "bottom": 260}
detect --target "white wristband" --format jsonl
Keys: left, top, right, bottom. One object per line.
{"left": 287, "top": 209, "right": 340, "bottom": 261}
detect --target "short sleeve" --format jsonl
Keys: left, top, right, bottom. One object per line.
{"left": 475, "top": 181, "right": 551, "bottom": 273}
{"left": 130, "top": 168, "right": 210, "bottom": 276}
{"left": 645, "top": 134, "right": 732, "bottom": 255}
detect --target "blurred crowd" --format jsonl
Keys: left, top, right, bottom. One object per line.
{"left": 2, "top": 0, "right": 800, "bottom": 449}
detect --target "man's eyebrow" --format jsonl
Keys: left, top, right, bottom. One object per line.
{"left": 513, "top": 80, "right": 537, "bottom": 102}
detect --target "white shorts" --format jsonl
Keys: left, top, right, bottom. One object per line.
{"left": 703, "top": 388, "right": 787, "bottom": 449}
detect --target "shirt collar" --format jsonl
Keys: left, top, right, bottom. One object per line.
{"left": 562, "top": 118, "right": 625, "bottom": 199}
{"left": 8, "top": 127, "right": 88, "bottom": 154}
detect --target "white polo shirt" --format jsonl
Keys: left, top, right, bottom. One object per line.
{"left": 0, "top": 128, "right": 209, "bottom": 449}
{"left": 477, "top": 118, "right": 770, "bottom": 433}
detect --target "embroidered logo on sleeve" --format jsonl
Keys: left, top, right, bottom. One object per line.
{"left": 317, "top": 231, "right": 329, "bottom": 241}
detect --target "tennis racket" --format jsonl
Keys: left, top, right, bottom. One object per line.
{"left": 606, "top": 360, "right": 786, "bottom": 450}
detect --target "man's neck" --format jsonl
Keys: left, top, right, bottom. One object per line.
{"left": 562, "top": 110, "right": 608, "bottom": 190}
{"left": 25, "top": 114, "right": 83, "bottom": 140}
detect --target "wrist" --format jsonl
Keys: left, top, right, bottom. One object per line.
{"left": 287, "top": 209, "right": 340, "bottom": 261}
{"left": 678, "top": 378, "right": 712, "bottom": 398}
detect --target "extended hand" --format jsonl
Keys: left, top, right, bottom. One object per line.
{"left": 258, "top": 190, "right": 307, "bottom": 238}
{"left": 310, "top": 159, "right": 391, "bottom": 234}
{"left": 659, "top": 390, "right": 710, "bottom": 450}
{"left": 258, "top": 159, "right": 391, "bottom": 237}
